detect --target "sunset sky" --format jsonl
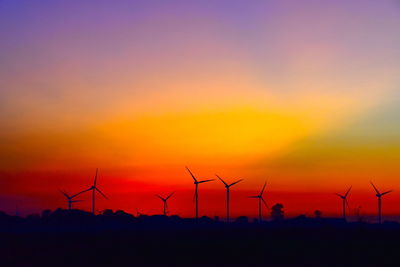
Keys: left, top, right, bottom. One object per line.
{"left": 1, "top": 0, "right": 400, "bottom": 219}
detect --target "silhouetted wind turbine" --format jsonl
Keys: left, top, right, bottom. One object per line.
{"left": 371, "top": 182, "right": 392, "bottom": 224}
{"left": 249, "top": 182, "right": 268, "bottom": 222}
{"left": 78, "top": 169, "right": 108, "bottom": 214}
{"left": 335, "top": 186, "right": 352, "bottom": 221}
{"left": 59, "top": 190, "right": 83, "bottom": 210}
{"left": 186, "top": 167, "right": 214, "bottom": 219}
{"left": 216, "top": 175, "right": 243, "bottom": 223}
{"left": 156, "top": 192, "right": 175, "bottom": 216}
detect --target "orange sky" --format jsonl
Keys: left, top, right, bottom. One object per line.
{"left": 1, "top": 1, "right": 400, "bottom": 220}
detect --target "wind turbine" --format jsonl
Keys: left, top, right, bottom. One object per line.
{"left": 216, "top": 175, "right": 243, "bottom": 223}
{"left": 78, "top": 169, "right": 108, "bottom": 214}
{"left": 335, "top": 186, "right": 352, "bottom": 221}
{"left": 186, "top": 167, "right": 214, "bottom": 219}
{"left": 371, "top": 182, "right": 393, "bottom": 224}
{"left": 249, "top": 182, "right": 268, "bottom": 222}
{"left": 59, "top": 190, "right": 84, "bottom": 210}
{"left": 156, "top": 192, "right": 175, "bottom": 216}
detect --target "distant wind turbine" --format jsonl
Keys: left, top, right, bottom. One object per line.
{"left": 156, "top": 192, "right": 175, "bottom": 216}
{"left": 371, "top": 182, "right": 392, "bottom": 224}
{"left": 249, "top": 182, "right": 268, "bottom": 222}
{"left": 59, "top": 190, "right": 84, "bottom": 210}
{"left": 335, "top": 186, "right": 352, "bottom": 221}
{"left": 216, "top": 175, "right": 243, "bottom": 223}
{"left": 186, "top": 167, "right": 214, "bottom": 219}
{"left": 78, "top": 169, "right": 108, "bottom": 214}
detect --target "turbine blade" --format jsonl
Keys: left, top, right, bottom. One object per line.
{"left": 261, "top": 197, "right": 269, "bottom": 208}
{"left": 345, "top": 186, "right": 352, "bottom": 197}
{"left": 382, "top": 190, "right": 393, "bottom": 196}
{"left": 94, "top": 168, "right": 99, "bottom": 187}
{"left": 186, "top": 167, "right": 198, "bottom": 183}
{"left": 95, "top": 188, "right": 108, "bottom": 199}
{"left": 198, "top": 179, "right": 214, "bottom": 184}
{"left": 260, "top": 182, "right": 267, "bottom": 196}
{"left": 229, "top": 179, "right": 243, "bottom": 187}
{"left": 216, "top": 175, "right": 228, "bottom": 186}
{"left": 370, "top": 182, "right": 380, "bottom": 194}
{"left": 59, "top": 189, "right": 69, "bottom": 198}
{"left": 156, "top": 195, "right": 164, "bottom": 201}
{"left": 335, "top": 193, "right": 344, "bottom": 198}
{"left": 73, "top": 188, "right": 92, "bottom": 197}
{"left": 71, "top": 200, "right": 83, "bottom": 203}
{"left": 192, "top": 191, "right": 196, "bottom": 203}
{"left": 166, "top": 192, "right": 175, "bottom": 200}
{"left": 248, "top": 196, "right": 259, "bottom": 198}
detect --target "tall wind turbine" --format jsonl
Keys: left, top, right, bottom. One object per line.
{"left": 186, "top": 167, "right": 214, "bottom": 219}
{"left": 371, "top": 182, "right": 392, "bottom": 224}
{"left": 78, "top": 169, "right": 108, "bottom": 214}
{"left": 335, "top": 186, "right": 352, "bottom": 221}
{"left": 59, "top": 190, "right": 83, "bottom": 210}
{"left": 156, "top": 192, "right": 175, "bottom": 216}
{"left": 249, "top": 182, "right": 268, "bottom": 222}
{"left": 216, "top": 175, "right": 243, "bottom": 223}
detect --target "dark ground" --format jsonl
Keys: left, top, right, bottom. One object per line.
{"left": 0, "top": 209, "right": 399, "bottom": 266}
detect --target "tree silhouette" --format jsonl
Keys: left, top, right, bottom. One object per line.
{"left": 271, "top": 203, "right": 284, "bottom": 221}
{"left": 314, "top": 210, "right": 322, "bottom": 219}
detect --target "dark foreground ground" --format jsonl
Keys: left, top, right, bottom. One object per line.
{"left": 0, "top": 209, "right": 399, "bottom": 266}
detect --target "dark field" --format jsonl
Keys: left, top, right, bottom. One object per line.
{"left": 0, "top": 210, "right": 399, "bottom": 266}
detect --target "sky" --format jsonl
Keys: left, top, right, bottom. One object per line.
{"left": 1, "top": 0, "right": 400, "bottom": 220}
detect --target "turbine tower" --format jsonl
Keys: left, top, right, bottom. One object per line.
{"left": 249, "top": 182, "right": 268, "bottom": 222}
{"left": 216, "top": 175, "right": 243, "bottom": 223}
{"left": 186, "top": 167, "right": 214, "bottom": 219}
{"left": 335, "top": 186, "right": 352, "bottom": 221}
{"left": 156, "top": 192, "right": 175, "bottom": 216}
{"left": 78, "top": 169, "right": 108, "bottom": 214}
{"left": 371, "top": 182, "right": 392, "bottom": 224}
{"left": 59, "top": 190, "right": 83, "bottom": 210}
